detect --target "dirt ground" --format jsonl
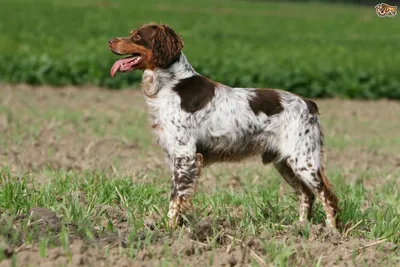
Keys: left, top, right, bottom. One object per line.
{"left": 0, "top": 84, "right": 399, "bottom": 266}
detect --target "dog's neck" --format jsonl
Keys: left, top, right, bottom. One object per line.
{"left": 155, "top": 52, "right": 197, "bottom": 81}
{"left": 142, "top": 53, "right": 199, "bottom": 97}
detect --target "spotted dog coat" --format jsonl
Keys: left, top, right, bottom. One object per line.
{"left": 108, "top": 23, "right": 340, "bottom": 229}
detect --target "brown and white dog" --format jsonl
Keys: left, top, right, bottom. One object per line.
{"left": 108, "top": 23, "right": 340, "bottom": 229}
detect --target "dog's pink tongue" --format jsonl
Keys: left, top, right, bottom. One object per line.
{"left": 110, "top": 57, "right": 134, "bottom": 77}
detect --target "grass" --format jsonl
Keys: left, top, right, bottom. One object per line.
{"left": 0, "top": 0, "right": 400, "bottom": 98}
{"left": 0, "top": 86, "right": 399, "bottom": 266}
{"left": 0, "top": 166, "right": 399, "bottom": 264}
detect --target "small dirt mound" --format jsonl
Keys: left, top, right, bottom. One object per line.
{"left": 29, "top": 207, "right": 62, "bottom": 233}
{"left": 189, "top": 217, "right": 214, "bottom": 242}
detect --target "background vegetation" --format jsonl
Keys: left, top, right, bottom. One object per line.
{"left": 0, "top": 0, "right": 399, "bottom": 99}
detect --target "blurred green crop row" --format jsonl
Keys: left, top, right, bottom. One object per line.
{"left": 0, "top": 0, "right": 399, "bottom": 99}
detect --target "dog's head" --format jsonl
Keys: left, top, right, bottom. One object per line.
{"left": 108, "top": 23, "right": 184, "bottom": 77}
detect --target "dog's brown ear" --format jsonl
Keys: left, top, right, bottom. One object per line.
{"left": 151, "top": 24, "right": 184, "bottom": 68}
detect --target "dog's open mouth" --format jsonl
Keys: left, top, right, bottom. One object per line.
{"left": 110, "top": 54, "right": 143, "bottom": 77}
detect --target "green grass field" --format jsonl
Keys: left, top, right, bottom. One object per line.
{"left": 0, "top": 86, "right": 399, "bottom": 266}
{"left": 0, "top": 0, "right": 399, "bottom": 99}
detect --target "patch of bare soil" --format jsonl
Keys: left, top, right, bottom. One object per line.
{"left": 0, "top": 84, "right": 165, "bottom": 180}
{"left": 3, "top": 130, "right": 138, "bottom": 173}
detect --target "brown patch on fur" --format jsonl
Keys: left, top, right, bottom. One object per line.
{"left": 307, "top": 163, "right": 313, "bottom": 168}
{"left": 172, "top": 75, "right": 216, "bottom": 113}
{"left": 303, "top": 98, "right": 319, "bottom": 115}
{"left": 150, "top": 24, "right": 184, "bottom": 68}
{"left": 151, "top": 123, "right": 163, "bottom": 131}
{"left": 249, "top": 89, "right": 284, "bottom": 116}
{"left": 262, "top": 149, "right": 278, "bottom": 164}
{"left": 196, "top": 141, "right": 263, "bottom": 166}
{"left": 195, "top": 153, "right": 204, "bottom": 168}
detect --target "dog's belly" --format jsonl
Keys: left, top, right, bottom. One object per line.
{"left": 195, "top": 133, "right": 277, "bottom": 165}
{"left": 196, "top": 141, "right": 256, "bottom": 164}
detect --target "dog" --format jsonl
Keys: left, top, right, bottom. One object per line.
{"left": 108, "top": 23, "right": 340, "bottom": 229}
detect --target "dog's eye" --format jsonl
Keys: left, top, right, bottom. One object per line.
{"left": 133, "top": 34, "right": 141, "bottom": 41}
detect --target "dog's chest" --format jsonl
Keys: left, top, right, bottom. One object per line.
{"left": 144, "top": 93, "right": 186, "bottom": 137}
{"left": 141, "top": 71, "right": 189, "bottom": 131}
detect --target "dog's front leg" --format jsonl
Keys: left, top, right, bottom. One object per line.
{"left": 167, "top": 153, "right": 203, "bottom": 228}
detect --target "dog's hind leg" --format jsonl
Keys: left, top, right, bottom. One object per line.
{"left": 284, "top": 132, "right": 340, "bottom": 229}
{"left": 274, "top": 161, "right": 315, "bottom": 223}
{"left": 276, "top": 97, "right": 340, "bottom": 229}
{"left": 288, "top": 159, "right": 339, "bottom": 229}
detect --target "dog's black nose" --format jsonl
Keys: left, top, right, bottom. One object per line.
{"left": 108, "top": 39, "right": 116, "bottom": 45}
